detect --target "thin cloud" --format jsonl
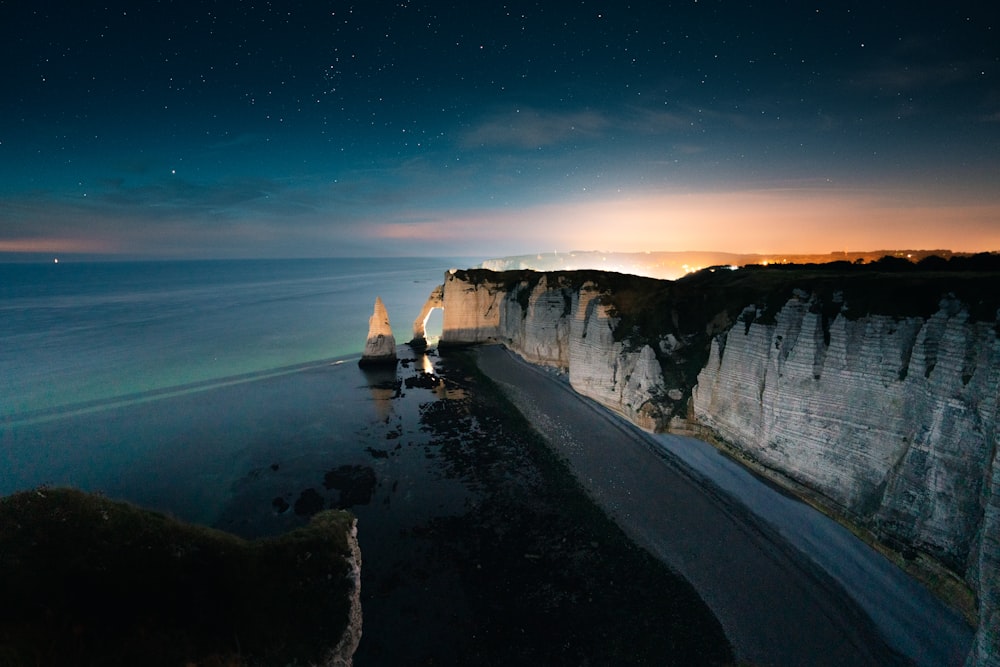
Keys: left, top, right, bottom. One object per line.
{"left": 853, "top": 61, "right": 977, "bottom": 92}
{"left": 460, "top": 108, "right": 609, "bottom": 149}
{"left": 624, "top": 107, "right": 693, "bottom": 133}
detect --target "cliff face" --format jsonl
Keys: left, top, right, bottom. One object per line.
{"left": 425, "top": 266, "right": 1000, "bottom": 667}
{"left": 438, "top": 271, "right": 673, "bottom": 431}
{"left": 693, "top": 295, "right": 995, "bottom": 560}
{"left": 326, "top": 519, "right": 363, "bottom": 667}
{"left": 692, "top": 294, "right": 999, "bottom": 667}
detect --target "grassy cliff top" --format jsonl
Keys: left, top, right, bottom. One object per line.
{"left": 0, "top": 488, "right": 356, "bottom": 667}
{"left": 456, "top": 253, "right": 1000, "bottom": 338}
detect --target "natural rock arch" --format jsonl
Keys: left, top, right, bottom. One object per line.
{"left": 410, "top": 284, "right": 444, "bottom": 347}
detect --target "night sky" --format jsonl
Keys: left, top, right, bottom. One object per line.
{"left": 2, "top": 1, "right": 998, "bottom": 259}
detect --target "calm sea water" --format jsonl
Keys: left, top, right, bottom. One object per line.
{"left": 0, "top": 257, "right": 457, "bottom": 513}
{"left": 0, "top": 258, "right": 453, "bottom": 421}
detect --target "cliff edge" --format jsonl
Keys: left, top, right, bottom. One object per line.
{"left": 0, "top": 488, "right": 362, "bottom": 666}
{"left": 419, "top": 256, "right": 1000, "bottom": 666}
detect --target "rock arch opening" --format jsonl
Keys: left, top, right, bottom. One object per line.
{"left": 418, "top": 308, "right": 443, "bottom": 342}
{"left": 410, "top": 284, "right": 444, "bottom": 347}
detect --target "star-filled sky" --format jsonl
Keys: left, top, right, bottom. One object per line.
{"left": 2, "top": 1, "right": 998, "bottom": 259}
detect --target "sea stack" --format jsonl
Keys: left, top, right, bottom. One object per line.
{"left": 359, "top": 296, "right": 397, "bottom": 367}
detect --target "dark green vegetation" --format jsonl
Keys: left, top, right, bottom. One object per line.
{"left": 0, "top": 488, "right": 355, "bottom": 667}
{"left": 613, "top": 252, "right": 1000, "bottom": 337}
{"left": 393, "top": 350, "right": 734, "bottom": 666}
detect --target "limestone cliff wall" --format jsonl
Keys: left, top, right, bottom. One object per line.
{"left": 969, "top": 450, "right": 1000, "bottom": 666}
{"left": 425, "top": 268, "right": 999, "bottom": 665}
{"left": 691, "top": 294, "right": 999, "bottom": 666}
{"left": 439, "top": 272, "right": 670, "bottom": 430}
{"left": 565, "top": 282, "right": 670, "bottom": 432}
{"left": 691, "top": 295, "right": 998, "bottom": 567}
{"left": 439, "top": 271, "right": 504, "bottom": 343}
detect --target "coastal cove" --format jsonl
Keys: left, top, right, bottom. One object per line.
{"left": 1, "top": 341, "right": 735, "bottom": 660}
{"left": 0, "top": 258, "right": 983, "bottom": 663}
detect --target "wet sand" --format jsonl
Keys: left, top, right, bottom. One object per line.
{"left": 474, "top": 344, "right": 972, "bottom": 666}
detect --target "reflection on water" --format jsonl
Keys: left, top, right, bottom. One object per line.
{"left": 360, "top": 365, "right": 401, "bottom": 424}
{"left": 420, "top": 353, "right": 435, "bottom": 375}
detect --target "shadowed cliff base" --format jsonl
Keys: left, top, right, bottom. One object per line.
{"left": 474, "top": 344, "right": 973, "bottom": 666}
{"left": 0, "top": 488, "right": 359, "bottom": 666}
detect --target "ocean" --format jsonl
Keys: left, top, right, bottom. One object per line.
{"left": 0, "top": 258, "right": 453, "bottom": 421}
{"left": 0, "top": 256, "right": 735, "bottom": 664}
{"left": 0, "top": 258, "right": 455, "bottom": 518}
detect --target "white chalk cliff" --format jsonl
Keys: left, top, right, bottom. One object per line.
{"left": 691, "top": 293, "right": 999, "bottom": 667}
{"left": 359, "top": 296, "right": 397, "bottom": 366}
{"left": 421, "top": 267, "right": 1000, "bottom": 667}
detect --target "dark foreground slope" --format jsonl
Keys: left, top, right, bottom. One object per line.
{"left": 0, "top": 488, "right": 359, "bottom": 666}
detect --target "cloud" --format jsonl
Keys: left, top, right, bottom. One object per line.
{"left": 95, "top": 178, "right": 279, "bottom": 219}
{"left": 623, "top": 107, "right": 693, "bottom": 133}
{"left": 6, "top": 181, "right": 999, "bottom": 259}
{"left": 857, "top": 64, "right": 968, "bottom": 92}
{"left": 460, "top": 108, "right": 609, "bottom": 149}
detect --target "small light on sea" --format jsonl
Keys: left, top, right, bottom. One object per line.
{"left": 53, "top": 258, "right": 59, "bottom": 264}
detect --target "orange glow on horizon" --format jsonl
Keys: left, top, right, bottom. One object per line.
{"left": 373, "top": 189, "right": 1000, "bottom": 255}
{"left": 0, "top": 238, "right": 114, "bottom": 254}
